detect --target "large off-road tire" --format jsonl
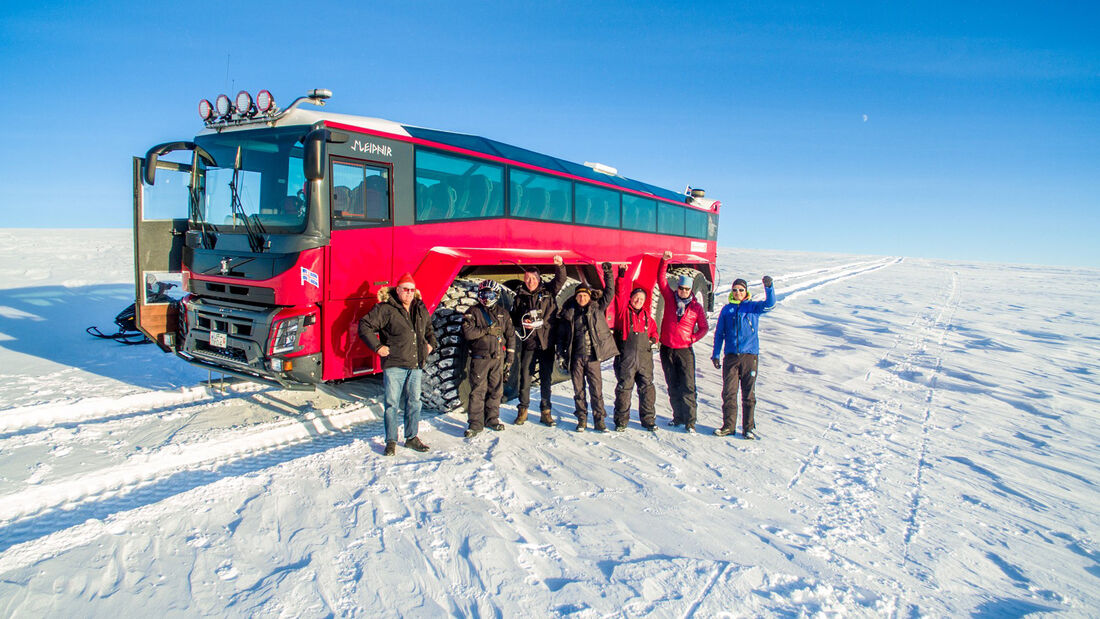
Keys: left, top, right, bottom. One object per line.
{"left": 421, "top": 279, "right": 515, "bottom": 414}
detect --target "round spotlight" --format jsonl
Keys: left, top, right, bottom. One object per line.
{"left": 198, "top": 99, "right": 214, "bottom": 121}
{"left": 215, "top": 94, "right": 232, "bottom": 117}
{"left": 235, "top": 90, "right": 253, "bottom": 116}
{"left": 256, "top": 89, "right": 274, "bottom": 113}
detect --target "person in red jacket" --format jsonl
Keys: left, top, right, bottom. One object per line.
{"left": 611, "top": 266, "right": 660, "bottom": 432}
{"left": 657, "top": 251, "right": 709, "bottom": 432}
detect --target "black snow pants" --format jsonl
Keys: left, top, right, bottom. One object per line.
{"left": 518, "top": 344, "right": 556, "bottom": 412}
{"left": 613, "top": 334, "right": 656, "bottom": 429}
{"left": 721, "top": 353, "right": 758, "bottom": 432}
{"left": 570, "top": 352, "right": 605, "bottom": 422}
{"left": 660, "top": 345, "right": 697, "bottom": 426}
{"left": 468, "top": 355, "right": 504, "bottom": 431}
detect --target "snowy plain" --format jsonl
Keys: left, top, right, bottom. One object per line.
{"left": 0, "top": 229, "right": 1097, "bottom": 617}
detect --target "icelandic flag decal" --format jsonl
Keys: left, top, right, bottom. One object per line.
{"left": 301, "top": 267, "right": 320, "bottom": 288}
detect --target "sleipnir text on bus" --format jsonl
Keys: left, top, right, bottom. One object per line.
{"left": 350, "top": 140, "right": 393, "bottom": 157}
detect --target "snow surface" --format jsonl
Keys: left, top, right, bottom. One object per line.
{"left": 0, "top": 229, "right": 1097, "bottom": 617}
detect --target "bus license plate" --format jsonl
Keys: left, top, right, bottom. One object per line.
{"left": 209, "top": 332, "right": 227, "bottom": 348}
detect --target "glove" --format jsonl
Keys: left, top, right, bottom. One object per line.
{"left": 487, "top": 323, "right": 504, "bottom": 337}
{"left": 601, "top": 262, "right": 613, "bottom": 276}
{"left": 712, "top": 357, "right": 722, "bottom": 370}
{"left": 503, "top": 364, "right": 511, "bottom": 382}
{"left": 505, "top": 351, "right": 515, "bottom": 367}
{"left": 762, "top": 275, "right": 773, "bottom": 288}
{"left": 618, "top": 265, "right": 627, "bottom": 277}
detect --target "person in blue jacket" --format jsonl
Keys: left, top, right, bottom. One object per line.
{"left": 711, "top": 275, "right": 775, "bottom": 439}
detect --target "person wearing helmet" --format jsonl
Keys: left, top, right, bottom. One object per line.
{"left": 461, "top": 280, "right": 516, "bottom": 437}
{"left": 555, "top": 262, "right": 618, "bottom": 432}
{"left": 656, "top": 251, "right": 710, "bottom": 433}
{"left": 510, "top": 254, "right": 567, "bottom": 426}
{"left": 711, "top": 275, "right": 775, "bottom": 440}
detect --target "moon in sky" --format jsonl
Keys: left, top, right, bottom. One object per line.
{"left": 862, "top": 114, "right": 869, "bottom": 122}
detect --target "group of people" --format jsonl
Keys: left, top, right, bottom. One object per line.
{"left": 358, "top": 252, "right": 775, "bottom": 456}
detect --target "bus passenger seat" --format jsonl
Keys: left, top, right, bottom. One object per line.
{"left": 548, "top": 189, "right": 569, "bottom": 221}
{"left": 510, "top": 184, "right": 524, "bottom": 216}
{"left": 451, "top": 177, "right": 470, "bottom": 218}
{"left": 576, "top": 196, "right": 592, "bottom": 225}
{"left": 425, "top": 182, "right": 456, "bottom": 220}
{"left": 332, "top": 186, "right": 352, "bottom": 217}
{"left": 364, "top": 175, "right": 387, "bottom": 219}
{"left": 466, "top": 174, "right": 492, "bottom": 218}
{"left": 415, "top": 182, "right": 428, "bottom": 219}
{"left": 524, "top": 187, "right": 548, "bottom": 219}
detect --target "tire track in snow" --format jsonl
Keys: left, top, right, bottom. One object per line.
{"left": 712, "top": 258, "right": 900, "bottom": 308}
{"left": 0, "top": 382, "right": 270, "bottom": 436}
{"left": 0, "top": 398, "right": 384, "bottom": 532}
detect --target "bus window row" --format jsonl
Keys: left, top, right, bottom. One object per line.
{"left": 412, "top": 148, "right": 715, "bottom": 240}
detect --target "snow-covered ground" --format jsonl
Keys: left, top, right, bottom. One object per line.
{"left": 0, "top": 229, "right": 1097, "bottom": 617}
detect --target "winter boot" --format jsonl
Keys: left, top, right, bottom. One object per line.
{"left": 714, "top": 427, "right": 735, "bottom": 437}
{"left": 384, "top": 441, "right": 396, "bottom": 456}
{"left": 575, "top": 415, "right": 587, "bottom": 432}
{"left": 489, "top": 422, "right": 505, "bottom": 431}
{"left": 515, "top": 406, "right": 528, "bottom": 425}
{"left": 464, "top": 428, "right": 482, "bottom": 438}
{"left": 594, "top": 418, "right": 607, "bottom": 432}
{"left": 743, "top": 429, "right": 758, "bottom": 440}
{"left": 685, "top": 425, "right": 697, "bottom": 434}
{"left": 405, "top": 436, "right": 430, "bottom": 452}
{"left": 540, "top": 408, "right": 556, "bottom": 427}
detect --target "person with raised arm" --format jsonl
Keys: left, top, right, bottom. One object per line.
{"left": 711, "top": 276, "right": 776, "bottom": 440}
{"left": 556, "top": 262, "right": 618, "bottom": 432}
{"left": 656, "top": 251, "right": 709, "bottom": 433}
{"left": 510, "top": 254, "right": 567, "bottom": 426}
{"left": 611, "top": 266, "right": 660, "bottom": 432}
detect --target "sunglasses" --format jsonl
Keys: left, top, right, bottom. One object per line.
{"left": 731, "top": 288, "right": 747, "bottom": 293}
{"left": 397, "top": 286, "right": 416, "bottom": 292}
{"left": 677, "top": 286, "right": 692, "bottom": 291}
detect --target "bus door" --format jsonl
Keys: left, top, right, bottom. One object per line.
{"left": 326, "top": 157, "right": 395, "bottom": 377}
{"left": 132, "top": 155, "right": 190, "bottom": 351}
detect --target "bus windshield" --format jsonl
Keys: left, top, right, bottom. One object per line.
{"left": 195, "top": 127, "right": 309, "bottom": 233}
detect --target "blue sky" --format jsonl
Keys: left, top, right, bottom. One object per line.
{"left": 1, "top": 1, "right": 1097, "bottom": 267}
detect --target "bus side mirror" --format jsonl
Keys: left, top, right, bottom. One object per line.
{"left": 303, "top": 130, "right": 350, "bottom": 181}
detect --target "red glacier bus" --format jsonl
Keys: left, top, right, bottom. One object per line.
{"left": 134, "top": 88, "right": 720, "bottom": 411}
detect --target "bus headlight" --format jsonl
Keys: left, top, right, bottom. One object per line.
{"left": 268, "top": 308, "right": 319, "bottom": 356}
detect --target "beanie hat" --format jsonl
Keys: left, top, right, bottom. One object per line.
{"left": 677, "top": 274, "right": 694, "bottom": 288}
{"left": 574, "top": 285, "right": 592, "bottom": 297}
{"left": 731, "top": 278, "right": 748, "bottom": 290}
{"left": 396, "top": 273, "right": 416, "bottom": 288}
{"left": 630, "top": 287, "right": 647, "bottom": 298}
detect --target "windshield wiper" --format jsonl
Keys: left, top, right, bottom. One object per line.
{"left": 229, "top": 146, "right": 266, "bottom": 253}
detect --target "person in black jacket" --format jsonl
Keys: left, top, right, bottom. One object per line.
{"left": 556, "top": 262, "right": 618, "bottom": 432}
{"left": 511, "top": 254, "right": 566, "bottom": 426}
{"left": 461, "top": 280, "right": 517, "bottom": 437}
{"left": 358, "top": 272, "right": 438, "bottom": 456}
